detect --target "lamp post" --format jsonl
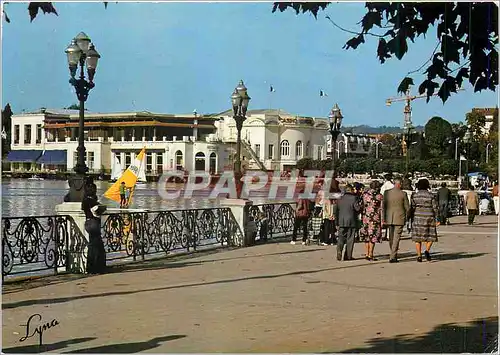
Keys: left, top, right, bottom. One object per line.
{"left": 230, "top": 80, "right": 251, "bottom": 196}
{"left": 463, "top": 130, "right": 472, "bottom": 188}
{"left": 486, "top": 143, "right": 492, "bottom": 164}
{"left": 328, "top": 103, "right": 343, "bottom": 177}
{"left": 64, "top": 32, "right": 100, "bottom": 202}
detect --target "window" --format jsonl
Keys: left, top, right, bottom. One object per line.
{"left": 280, "top": 140, "right": 290, "bottom": 157}
{"left": 295, "top": 141, "right": 303, "bottom": 158}
{"left": 125, "top": 153, "right": 131, "bottom": 167}
{"left": 24, "top": 125, "right": 32, "bottom": 144}
{"left": 254, "top": 144, "right": 261, "bottom": 159}
{"left": 317, "top": 146, "right": 323, "bottom": 160}
{"left": 195, "top": 152, "right": 206, "bottom": 171}
{"left": 14, "top": 125, "right": 19, "bottom": 144}
{"left": 36, "top": 125, "right": 42, "bottom": 144}
{"left": 267, "top": 144, "right": 274, "bottom": 160}
{"left": 87, "top": 152, "right": 95, "bottom": 170}
{"left": 175, "top": 150, "right": 183, "bottom": 170}
{"left": 305, "top": 142, "right": 310, "bottom": 157}
{"left": 157, "top": 153, "right": 163, "bottom": 173}
{"left": 146, "top": 153, "right": 153, "bottom": 173}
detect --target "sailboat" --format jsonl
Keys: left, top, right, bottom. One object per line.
{"left": 137, "top": 157, "right": 147, "bottom": 184}
{"left": 110, "top": 155, "right": 123, "bottom": 182}
{"left": 104, "top": 148, "right": 146, "bottom": 208}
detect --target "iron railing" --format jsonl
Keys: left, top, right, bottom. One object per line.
{"left": 2, "top": 207, "right": 242, "bottom": 279}
{"left": 249, "top": 202, "right": 296, "bottom": 242}
{"left": 100, "top": 207, "right": 241, "bottom": 264}
{"left": 2, "top": 215, "right": 87, "bottom": 279}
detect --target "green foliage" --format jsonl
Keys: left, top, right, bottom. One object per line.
{"left": 272, "top": 2, "right": 498, "bottom": 103}
{"left": 465, "top": 110, "right": 487, "bottom": 141}
{"left": 296, "top": 158, "right": 313, "bottom": 170}
{"left": 27, "top": 2, "right": 58, "bottom": 22}
{"left": 64, "top": 104, "right": 80, "bottom": 110}
{"left": 424, "top": 116, "right": 453, "bottom": 158}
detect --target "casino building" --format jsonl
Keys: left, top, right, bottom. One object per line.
{"left": 6, "top": 108, "right": 332, "bottom": 179}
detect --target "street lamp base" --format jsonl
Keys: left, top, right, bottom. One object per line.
{"left": 64, "top": 174, "right": 90, "bottom": 202}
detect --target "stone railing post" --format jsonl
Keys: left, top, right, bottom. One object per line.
{"left": 55, "top": 202, "right": 89, "bottom": 274}
{"left": 220, "top": 199, "right": 253, "bottom": 246}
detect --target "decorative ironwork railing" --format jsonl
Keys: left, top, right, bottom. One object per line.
{"left": 249, "top": 202, "right": 296, "bottom": 242}
{"left": 2, "top": 215, "right": 87, "bottom": 279}
{"left": 101, "top": 207, "right": 242, "bottom": 264}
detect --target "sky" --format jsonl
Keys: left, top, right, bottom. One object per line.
{"left": 1, "top": 1, "right": 498, "bottom": 127}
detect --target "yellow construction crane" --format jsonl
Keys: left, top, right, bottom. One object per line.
{"left": 385, "top": 87, "right": 464, "bottom": 174}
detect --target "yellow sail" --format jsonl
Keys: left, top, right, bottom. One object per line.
{"left": 104, "top": 148, "right": 146, "bottom": 205}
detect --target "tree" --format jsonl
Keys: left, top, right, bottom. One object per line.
{"left": 2, "top": 2, "right": 109, "bottom": 23}
{"left": 1, "top": 103, "right": 13, "bottom": 157}
{"left": 64, "top": 104, "right": 80, "bottom": 110}
{"left": 378, "top": 133, "right": 402, "bottom": 159}
{"left": 424, "top": 116, "right": 453, "bottom": 158}
{"left": 465, "top": 110, "right": 487, "bottom": 141}
{"left": 272, "top": 2, "right": 498, "bottom": 103}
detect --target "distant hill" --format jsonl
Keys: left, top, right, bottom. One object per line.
{"left": 342, "top": 125, "right": 425, "bottom": 135}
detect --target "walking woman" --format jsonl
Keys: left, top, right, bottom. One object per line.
{"left": 410, "top": 178, "right": 439, "bottom": 262}
{"left": 291, "top": 188, "right": 310, "bottom": 245}
{"left": 360, "top": 180, "right": 383, "bottom": 261}
{"left": 321, "top": 183, "right": 340, "bottom": 245}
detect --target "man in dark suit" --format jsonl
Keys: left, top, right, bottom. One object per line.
{"left": 383, "top": 177, "right": 409, "bottom": 263}
{"left": 335, "top": 184, "right": 362, "bottom": 261}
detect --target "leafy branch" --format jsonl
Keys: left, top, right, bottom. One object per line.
{"left": 273, "top": 2, "right": 498, "bottom": 103}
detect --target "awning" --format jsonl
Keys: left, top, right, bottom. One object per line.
{"left": 37, "top": 150, "right": 67, "bottom": 165}
{"left": 6, "top": 150, "right": 43, "bottom": 163}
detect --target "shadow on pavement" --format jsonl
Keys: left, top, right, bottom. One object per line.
{"left": 3, "top": 251, "right": 490, "bottom": 310}
{"left": 2, "top": 337, "right": 96, "bottom": 353}
{"left": 108, "top": 247, "right": 326, "bottom": 274}
{"left": 322, "top": 316, "right": 498, "bottom": 353}
{"left": 64, "top": 334, "right": 186, "bottom": 353}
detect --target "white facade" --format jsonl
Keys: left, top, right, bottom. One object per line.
{"left": 215, "top": 109, "right": 329, "bottom": 170}
{"left": 326, "top": 133, "right": 377, "bottom": 158}
{"left": 8, "top": 108, "right": 330, "bottom": 175}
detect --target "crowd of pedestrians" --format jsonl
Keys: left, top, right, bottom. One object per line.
{"left": 288, "top": 173, "right": 488, "bottom": 263}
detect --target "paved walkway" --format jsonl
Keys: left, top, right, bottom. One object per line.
{"left": 2, "top": 215, "right": 498, "bottom": 353}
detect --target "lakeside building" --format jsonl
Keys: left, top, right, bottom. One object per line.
{"left": 325, "top": 133, "right": 377, "bottom": 159}
{"left": 6, "top": 108, "right": 330, "bottom": 177}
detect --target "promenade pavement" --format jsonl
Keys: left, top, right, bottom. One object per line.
{"left": 2, "top": 215, "right": 498, "bottom": 353}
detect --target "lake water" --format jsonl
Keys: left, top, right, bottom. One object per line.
{"left": 1, "top": 179, "right": 294, "bottom": 217}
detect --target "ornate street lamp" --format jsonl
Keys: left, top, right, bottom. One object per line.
{"left": 64, "top": 32, "right": 100, "bottom": 202}
{"left": 230, "top": 80, "right": 251, "bottom": 177}
{"left": 463, "top": 129, "right": 472, "bottom": 179}
{"left": 328, "top": 103, "right": 343, "bottom": 177}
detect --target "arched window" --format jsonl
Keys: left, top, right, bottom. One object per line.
{"left": 175, "top": 150, "right": 183, "bottom": 170}
{"left": 195, "top": 152, "right": 206, "bottom": 171}
{"left": 280, "top": 140, "right": 290, "bottom": 157}
{"left": 209, "top": 152, "right": 217, "bottom": 174}
{"left": 295, "top": 140, "right": 303, "bottom": 158}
